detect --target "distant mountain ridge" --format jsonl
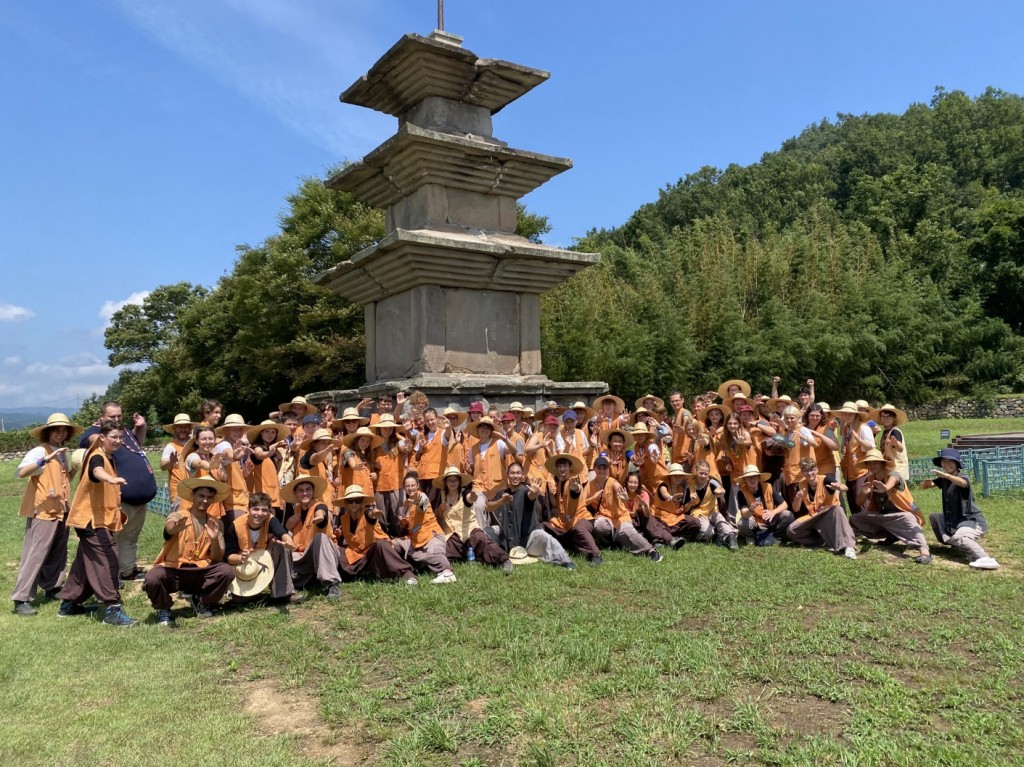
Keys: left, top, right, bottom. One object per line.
{"left": 0, "top": 409, "right": 64, "bottom": 431}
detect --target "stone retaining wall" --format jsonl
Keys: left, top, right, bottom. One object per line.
{"left": 0, "top": 445, "right": 165, "bottom": 462}
{"left": 905, "top": 397, "right": 1024, "bottom": 420}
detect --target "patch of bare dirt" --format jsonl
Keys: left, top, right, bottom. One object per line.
{"left": 243, "top": 678, "right": 369, "bottom": 766}
{"left": 763, "top": 696, "right": 848, "bottom": 737}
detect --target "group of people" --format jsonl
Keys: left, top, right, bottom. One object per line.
{"left": 10, "top": 377, "right": 1000, "bottom": 626}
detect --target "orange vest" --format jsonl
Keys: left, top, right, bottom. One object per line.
{"left": 400, "top": 494, "right": 444, "bottom": 549}
{"left": 692, "top": 439, "right": 721, "bottom": 481}
{"left": 180, "top": 454, "right": 226, "bottom": 519}
{"left": 561, "top": 428, "right": 590, "bottom": 484}
{"left": 19, "top": 448, "right": 70, "bottom": 521}
{"left": 637, "top": 445, "right": 667, "bottom": 494}
{"left": 867, "top": 473, "right": 922, "bottom": 523}
{"left": 222, "top": 452, "right": 250, "bottom": 510}
{"left": 154, "top": 510, "right": 219, "bottom": 568}
{"left": 232, "top": 513, "right": 271, "bottom": 551}
{"left": 545, "top": 478, "right": 591, "bottom": 533}
{"left": 606, "top": 451, "right": 629, "bottom": 486}
{"left": 440, "top": 494, "right": 480, "bottom": 541}
{"left": 337, "top": 511, "right": 390, "bottom": 565}
{"left": 418, "top": 430, "right": 448, "bottom": 480}
{"left": 472, "top": 440, "right": 507, "bottom": 495}
{"left": 812, "top": 425, "right": 837, "bottom": 474}
{"left": 166, "top": 439, "right": 186, "bottom": 501}
{"left": 784, "top": 428, "right": 817, "bottom": 485}
{"left": 245, "top": 454, "right": 282, "bottom": 508}
{"left": 66, "top": 450, "right": 124, "bottom": 531}
{"left": 590, "top": 479, "right": 630, "bottom": 529}
{"left": 841, "top": 424, "right": 870, "bottom": 481}
{"left": 341, "top": 449, "right": 375, "bottom": 497}
{"left": 651, "top": 481, "right": 686, "bottom": 526}
{"left": 299, "top": 452, "right": 336, "bottom": 505}
{"left": 523, "top": 440, "right": 552, "bottom": 485}
{"left": 687, "top": 480, "right": 720, "bottom": 518}
{"left": 290, "top": 504, "right": 333, "bottom": 554}
{"left": 374, "top": 443, "right": 406, "bottom": 493}
{"left": 721, "top": 439, "right": 756, "bottom": 484}
{"left": 738, "top": 483, "right": 775, "bottom": 525}
{"left": 796, "top": 474, "right": 837, "bottom": 517}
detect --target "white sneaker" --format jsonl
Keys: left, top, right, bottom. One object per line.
{"left": 404, "top": 577, "right": 419, "bottom": 586}
{"left": 431, "top": 571, "right": 458, "bottom": 584}
{"left": 969, "top": 556, "right": 1000, "bottom": 570}
{"left": 843, "top": 547, "right": 857, "bottom": 560}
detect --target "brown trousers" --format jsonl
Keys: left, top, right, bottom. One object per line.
{"left": 340, "top": 540, "right": 414, "bottom": 581}
{"left": 11, "top": 517, "right": 69, "bottom": 603}
{"left": 228, "top": 541, "right": 295, "bottom": 602}
{"left": 645, "top": 514, "right": 705, "bottom": 544}
{"left": 850, "top": 510, "right": 928, "bottom": 549}
{"left": 393, "top": 534, "right": 452, "bottom": 574}
{"left": 143, "top": 562, "right": 236, "bottom": 610}
{"left": 542, "top": 519, "right": 602, "bottom": 560}
{"left": 60, "top": 527, "right": 121, "bottom": 605}
{"left": 786, "top": 506, "right": 856, "bottom": 552}
{"left": 445, "top": 529, "right": 511, "bottom": 566}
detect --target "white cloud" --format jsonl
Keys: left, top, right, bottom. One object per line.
{"left": 4, "top": 356, "right": 22, "bottom": 366}
{"left": 99, "top": 291, "right": 151, "bottom": 325}
{"left": 0, "top": 303, "right": 35, "bottom": 322}
{"left": 0, "top": 354, "right": 118, "bottom": 410}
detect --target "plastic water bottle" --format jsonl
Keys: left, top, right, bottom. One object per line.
{"left": 467, "top": 546, "right": 476, "bottom": 564}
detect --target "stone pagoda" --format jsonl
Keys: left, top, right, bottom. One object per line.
{"left": 312, "top": 30, "right": 606, "bottom": 410}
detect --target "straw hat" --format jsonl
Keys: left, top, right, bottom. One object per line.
{"left": 628, "top": 422, "right": 655, "bottom": 441}
{"left": 299, "top": 428, "right": 341, "bottom": 451}
{"left": 544, "top": 452, "right": 585, "bottom": 477}
{"left": 870, "top": 404, "right": 908, "bottom": 426}
{"left": 246, "top": 419, "right": 289, "bottom": 443}
{"left": 70, "top": 447, "right": 86, "bottom": 476}
{"left": 536, "top": 401, "right": 566, "bottom": 420}
{"left": 508, "top": 401, "right": 525, "bottom": 413}
{"left": 665, "top": 462, "right": 692, "bottom": 479}
{"left": 816, "top": 401, "right": 832, "bottom": 414}
{"left": 717, "top": 379, "right": 751, "bottom": 401}
{"left": 599, "top": 427, "right": 635, "bottom": 450}
{"left": 280, "top": 475, "right": 329, "bottom": 504}
{"left": 736, "top": 464, "right": 770, "bottom": 482}
{"left": 856, "top": 448, "right": 894, "bottom": 470}
{"left": 332, "top": 484, "right": 373, "bottom": 506}
{"left": 521, "top": 407, "right": 535, "bottom": 420}
{"left": 702, "top": 403, "right": 731, "bottom": 422}
{"left": 29, "top": 413, "right": 83, "bottom": 441}
{"left": 630, "top": 407, "right": 654, "bottom": 425}
{"left": 177, "top": 476, "right": 231, "bottom": 503}
{"left": 508, "top": 546, "right": 538, "bottom": 565}
{"left": 278, "top": 396, "right": 314, "bottom": 417}
{"left": 593, "top": 394, "right": 625, "bottom": 414}
{"left": 854, "top": 399, "right": 872, "bottom": 412}
{"left": 162, "top": 413, "right": 198, "bottom": 436}
{"left": 432, "top": 464, "right": 473, "bottom": 489}
{"left": 215, "top": 414, "right": 250, "bottom": 437}
{"left": 341, "top": 426, "right": 385, "bottom": 450}
{"left": 370, "top": 413, "right": 407, "bottom": 437}
{"left": 442, "top": 407, "right": 468, "bottom": 427}
{"left": 465, "top": 416, "right": 498, "bottom": 440}
{"left": 634, "top": 393, "right": 665, "bottom": 411}
{"left": 765, "top": 395, "right": 793, "bottom": 412}
{"left": 834, "top": 401, "right": 864, "bottom": 417}
{"left": 569, "top": 401, "right": 597, "bottom": 423}
{"left": 337, "top": 407, "right": 370, "bottom": 426}
{"left": 228, "top": 549, "right": 275, "bottom": 597}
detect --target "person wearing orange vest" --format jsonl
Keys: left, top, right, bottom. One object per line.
{"left": 223, "top": 491, "right": 297, "bottom": 605}
{"left": 246, "top": 421, "right": 287, "bottom": 511}
{"left": 730, "top": 464, "right": 794, "bottom": 546}
{"left": 653, "top": 461, "right": 728, "bottom": 547}
{"left": 587, "top": 456, "right": 662, "bottom": 561}
{"left": 339, "top": 426, "right": 383, "bottom": 498}
{"left": 466, "top": 417, "right": 515, "bottom": 496}
{"left": 393, "top": 472, "right": 457, "bottom": 584}
{"left": 213, "top": 413, "right": 254, "bottom": 522}
{"left": 370, "top": 414, "right": 412, "bottom": 536}
{"left": 143, "top": 476, "right": 236, "bottom": 626}
{"left": 836, "top": 401, "right": 875, "bottom": 514}
{"left": 540, "top": 453, "right": 603, "bottom": 564}
{"left": 787, "top": 458, "right": 858, "bottom": 559}
{"left": 59, "top": 419, "right": 137, "bottom": 626}
{"left": 160, "top": 413, "right": 196, "bottom": 510}
{"left": 415, "top": 408, "right": 453, "bottom": 507}
{"left": 851, "top": 449, "right": 932, "bottom": 564}
{"left": 281, "top": 476, "right": 342, "bottom": 599}
{"left": 554, "top": 409, "right": 592, "bottom": 485}
{"left": 333, "top": 485, "right": 417, "bottom": 583}
{"left": 11, "top": 413, "right": 82, "bottom": 616}
{"left": 434, "top": 466, "right": 513, "bottom": 571}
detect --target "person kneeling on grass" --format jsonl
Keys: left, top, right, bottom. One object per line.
{"left": 143, "top": 477, "right": 237, "bottom": 627}
{"left": 585, "top": 456, "right": 663, "bottom": 562}
{"left": 787, "top": 458, "right": 858, "bottom": 560}
{"left": 333, "top": 484, "right": 419, "bottom": 584}
{"left": 540, "top": 454, "right": 604, "bottom": 565}
{"left": 851, "top": 449, "right": 932, "bottom": 565}
{"left": 435, "top": 466, "right": 514, "bottom": 573}
{"left": 223, "top": 492, "right": 298, "bottom": 608}
{"left": 730, "top": 464, "right": 793, "bottom": 546}
{"left": 920, "top": 448, "right": 999, "bottom": 570}
{"left": 393, "top": 472, "right": 458, "bottom": 584}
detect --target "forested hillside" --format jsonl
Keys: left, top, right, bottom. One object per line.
{"left": 101, "top": 87, "right": 1024, "bottom": 419}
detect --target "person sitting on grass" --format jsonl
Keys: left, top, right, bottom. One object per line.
{"left": 393, "top": 472, "right": 458, "bottom": 584}
{"left": 144, "top": 477, "right": 237, "bottom": 627}
{"left": 730, "top": 464, "right": 793, "bottom": 546}
{"left": 920, "top": 448, "right": 999, "bottom": 570}
{"left": 223, "top": 491, "right": 298, "bottom": 607}
{"left": 586, "top": 456, "right": 663, "bottom": 562}
{"left": 333, "top": 485, "right": 419, "bottom": 584}
{"left": 541, "top": 453, "right": 604, "bottom": 565}
{"left": 281, "top": 476, "right": 342, "bottom": 601}
{"left": 787, "top": 457, "right": 858, "bottom": 560}
{"left": 851, "top": 449, "right": 932, "bottom": 565}
{"left": 434, "top": 466, "right": 513, "bottom": 572}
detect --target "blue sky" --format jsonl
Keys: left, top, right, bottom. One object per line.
{"left": 2, "top": 0, "right": 1022, "bottom": 412}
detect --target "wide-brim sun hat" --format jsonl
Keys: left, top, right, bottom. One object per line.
{"left": 280, "top": 475, "right": 329, "bottom": 504}
{"left": 177, "top": 476, "right": 231, "bottom": 503}
{"left": 508, "top": 546, "right": 538, "bottom": 565}
{"left": 299, "top": 428, "right": 342, "bottom": 451}
{"left": 342, "top": 427, "right": 386, "bottom": 450}
{"left": 737, "top": 464, "right": 770, "bottom": 482}
{"left": 932, "top": 448, "right": 963, "bottom": 469}
{"left": 599, "top": 427, "right": 635, "bottom": 450}
{"left": 593, "top": 394, "right": 625, "bottom": 414}
{"left": 278, "top": 396, "right": 314, "bottom": 417}
{"left": 717, "top": 379, "right": 752, "bottom": 401}
{"left": 432, "top": 465, "right": 474, "bottom": 489}
{"left": 634, "top": 393, "right": 665, "bottom": 411}
{"left": 228, "top": 548, "right": 275, "bottom": 597}
{"left": 215, "top": 414, "right": 251, "bottom": 437}
{"left": 465, "top": 417, "right": 498, "bottom": 440}
{"left": 29, "top": 413, "right": 84, "bottom": 441}
{"left": 246, "top": 419, "right": 289, "bottom": 443}
{"left": 370, "top": 414, "right": 407, "bottom": 437}
{"left": 570, "top": 401, "right": 597, "bottom": 423}
{"left": 870, "top": 404, "right": 908, "bottom": 426}
{"left": 856, "top": 448, "right": 894, "bottom": 470}
{"left": 630, "top": 407, "right": 653, "bottom": 425}
{"left": 834, "top": 401, "right": 863, "bottom": 416}
{"left": 702, "top": 404, "right": 732, "bottom": 422}
{"left": 536, "top": 401, "right": 566, "bottom": 420}
{"left": 665, "top": 462, "right": 693, "bottom": 479}
{"left": 765, "top": 396, "right": 793, "bottom": 412}
{"left": 162, "top": 413, "right": 198, "bottom": 436}
{"left": 442, "top": 407, "right": 468, "bottom": 427}
{"left": 338, "top": 407, "right": 370, "bottom": 426}
{"left": 544, "top": 452, "right": 586, "bottom": 477}
{"left": 628, "top": 422, "right": 654, "bottom": 441}
{"left": 332, "top": 484, "right": 374, "bottom": 506}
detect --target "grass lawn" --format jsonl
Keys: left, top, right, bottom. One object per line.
{"left": 1, "top": 424, "right": 1022, "bottom": 766}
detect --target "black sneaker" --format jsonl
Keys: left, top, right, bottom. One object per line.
{"left": 590, "top": 555, "right": 604, "bottom": 566}
{"left": 57, "top": 600, "right": 95, "bottom": 618}
{"left": 326, "top": 584, "right": 342, "bottom": 602}
{"left": 42, "top": 589, "right": 61, "bottom": 603}
{"left": 648, "top": 549, "right": 664, "bottom": 563}
{"left": 120, "top": 567, "right": 146, "bottom": 581}
{"left": 561, "top": 561, "right": 577, "bottom": 571}
{"left": 756, "top": 533, "right": 780, "bottom": 547}
{"left": 13, "top": 601, "right": 37, "bottom": 617}
{"left": 726, "top": 534, "right": 739, "bottom": 551}
{"left": 189, "top": 595, "right": 214, "bottom": 619}
{"left": 103, "top": 604, "right": 139, "bottom": 627}
{"left": 156, "top": 610, "right": 175, "bottom": 628}
{"left": 915, "top": 554, "right": 933, "bottom": 565}
{"left": 669, "top": 537, "right": 686, "bottom": 550}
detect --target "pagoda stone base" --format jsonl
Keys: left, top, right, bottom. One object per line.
{"left": 306, "top": 375, "right": 608, "bottom": 414}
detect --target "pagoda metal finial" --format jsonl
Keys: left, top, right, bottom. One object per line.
{"left": 437, "top": 0, "right": 444, "bottom": 31}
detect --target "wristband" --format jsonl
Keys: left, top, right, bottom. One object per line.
{"left": 38, "top": 457, "right": 46, "bottom": 467}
